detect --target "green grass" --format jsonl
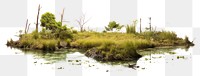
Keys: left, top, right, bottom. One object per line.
{"left": 69, "top": 31, "right": 193, "bottom": 61}
{"left": 7, "top": 30, "right": 194, "bottom": 61}
{"left": 126, "top": 24, "right": 136, "bottom": 34}
{"left": 13, "top": 32, "right": 59, "bottom": 51}
{"left": 41, "top": 39, "right": 58, "bottom": 51}
{"left": 140, "top": 30, "right": 177, "bottom": 40}
{"left": 71, "top": 32, "right": 154, "bottom": 61}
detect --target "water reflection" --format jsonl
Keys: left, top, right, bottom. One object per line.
{"left": 135, "top": 46, "right": 193, "bottom": 76}
{"left": 1, "top": 40, "right": 194, "bottom": 76}
{"left": 18, "top": 46, "right": 192, "bottom": 71}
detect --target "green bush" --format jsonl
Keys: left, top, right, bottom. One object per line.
{"left": 105, "top": 21, "right": 123, "bottom": 32}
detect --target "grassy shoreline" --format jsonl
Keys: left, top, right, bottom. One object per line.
{"left": 7, "top": 31, "right": 194, "bottom": 61}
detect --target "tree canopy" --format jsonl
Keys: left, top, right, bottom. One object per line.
{"left": 40, "top": 12, "right": 73, "bottom": 39}
{"left": 40, "top": 12, "right": 57, "bottom": 30}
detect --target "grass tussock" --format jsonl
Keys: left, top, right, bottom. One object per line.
{"left": 41, "top": 39, "right": 58, "bottom": 51}
{"left": 126, "top": 24, "right": 136, "bottom": 34}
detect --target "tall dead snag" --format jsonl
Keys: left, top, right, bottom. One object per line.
{"left": 60, "top": 8, "right": 65, "bottom": 26}
{"left": 26, "top": 23, "right": 31, "bottom": 33}
{"left": 140, "top": 18, "right": 142, "bottom": 33}
{"left": 36, "top": 4, "right": 41, "bottom": 33}
{"left": 24, "top": 19, "right": 28, "bottom": 34}
{"left": 60, "top": 8, "right": 70, "bottom": 25}
{"left": 149, "top": 17, "right": 151, "bottom": 31}
{"left": 24, "top": 19, "right": 31, "bottom": 34}
{"left": 76, "top": 14, "right": 90, "bottom": 32}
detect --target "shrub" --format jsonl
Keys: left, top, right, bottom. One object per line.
{"left": 105, "top": 21, "right": 123, "bottom": 32}
{"left": 72, "top": 30, "right": 78, "bottom": 34}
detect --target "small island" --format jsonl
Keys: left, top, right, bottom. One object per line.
{"left": 7, "top": 12, "right": 194, "bottom": 61}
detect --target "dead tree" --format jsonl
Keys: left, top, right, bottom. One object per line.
{"left": 140, "top": 18, "right": 142, "bottom": 33}
{"left": 76, "top": 14, "right": 90, "bottom": 32}
{"left": 24, "top": 19, "right": 28, "bottom": 34}
{"left": 24, "top": 19, "right": 31, "bottom": 34}
{"left": 36, "top": 4, "right": 41, "bottom": 33}
{"left": 149, "top": 17, "right": 151, "bottom": 31}
{"left": 61, "top": 8, "right": 65, "bottom": 26}
{"left": 26, "top": 23, "right": 31, "bottom": 33}
{"left": 60, "top": 8, "right": 70, "bottom": 26}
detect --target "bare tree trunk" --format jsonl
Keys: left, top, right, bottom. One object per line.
{"left": 76, "top": 14, "right": 90, "bottom": 32}
{"left": 61, "top": 8, "right": 65, "bottom": 26}
{"left": 36, "top": 4, "right": 41, "bottom": 33}
{"left": 149, "top": 17, "right": 151, "bottom": 31}
{"left": 24, "top": 19, "right": 28, "bottom": 34}
{"left": 140, "top": 18, "right": 142, "bottom": 33}
{"left": 26, "top": 23, "right": 31, "bottom": 33}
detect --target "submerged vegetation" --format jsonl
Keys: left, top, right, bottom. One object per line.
{"left": 6, "top": 11, "right": 194, "bottom": 61}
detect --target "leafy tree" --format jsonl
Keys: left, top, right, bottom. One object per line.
{"left": 40, "top": 12, "right": 73, "bottom": 39}
{"left": 40, "top": 12, "right": 57, "bottom": 31}
{"left": 105, "top": 21, "right": 123, "bottom": 32}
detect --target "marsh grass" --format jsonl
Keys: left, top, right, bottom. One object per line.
{"left": 140, "top": 30, "right": 177, "bottom": 40}
{"left": 16, "top": 32, "right": 59, "bottom": 51}
{"left": 72, "top": 32, "right": 154, "bottom": 60}
{"left": 126, "top": 25, "right": 136, "bottom": 34}
{"left": 70, "top": 30, "right": 193, "bottom": 61}
{"left": 41, "top": 39, "right": 58, "bottom": 51}
{"left": 7, "top": 29, "right": 193, "bottom": 61}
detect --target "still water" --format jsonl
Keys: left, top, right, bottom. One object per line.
{"left": 0, "top": 27, "right": 199, "bottom": 76}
